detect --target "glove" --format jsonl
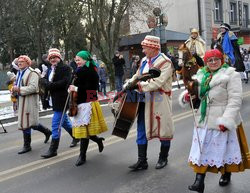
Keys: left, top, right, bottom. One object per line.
{"left": 219, "top": 125, "right": 228, "bottom": 132}
{"left": 41, "top": 64, "right": 48, "bottom": 78}
{"left": 42, "top": 64, "right": 48, "bottom": 73}
{"left": 184, "top": 92, "right": 190, "bottom": 102}
{"left": 68, "top": 85, "right": 78, "bottom": 93}
{"left": 12, "top": 58, "right": 19, "bottom": 71}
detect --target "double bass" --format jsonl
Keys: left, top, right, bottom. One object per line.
{"left": 112, "top": 68, "right": 161, "bottom": 139}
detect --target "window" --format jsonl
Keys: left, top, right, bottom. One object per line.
{"left": 229, "top": 2, "right": 237, "bottom": 24}
{"left": 243, "top": 4, "right": 249, "bottom": 27}
{"left": 214, "top": 0, "right": 223, "bottom": 22}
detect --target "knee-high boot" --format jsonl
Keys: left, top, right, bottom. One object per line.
{"left": 219, "top": 172, "right": 231, "bottom": 186}
{"left": 66, "top": 130, "right": 80, "bottom": 148}
{"left": 90, "top": 135, "right": 105, "bottom": 152}
{"left": 188, "top": 173, "right": 205, "bottom": 193}
{"left": 128, "top": 144, "right": 148, "bottom": 171}
{"left": 155, "top": 144, "right": 170, "bottom": 169}
{"left": 41, "top": 138, "right": 59, "bottom": 158}
{"left": 32, "top": 124, "right": 52, "bottom": 143}
{"left": 18, "top": 132, "right": 32, "bottom": 154}
{"left": 75, "top": 138, "right": 89, "bottom": 166}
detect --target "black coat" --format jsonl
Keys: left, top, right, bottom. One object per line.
{"left": 41, "top": 61, "right": 72, "bottom": 111}
{"left": 74, "top": 64, "right": 99, "bottom": 104}
{"left": 112, "top": 56, "right": 125, "bottom": 76}
{"left": 231, "top": 40, "right": 245, "bottom": 72}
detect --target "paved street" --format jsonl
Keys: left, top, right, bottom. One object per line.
{"left": 0, "top": 84, "right": 250, "bottom": 193}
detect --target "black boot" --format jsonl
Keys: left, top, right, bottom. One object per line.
{"left": 66, "top": 130, "right": 80, "bottom": 148}
{"left": 219, "top": 172, "right": 231, "bottom": 186}
{"left": 75, "top": 138, "right": 89, "bottom": 166}
{"left": 128, "top": 144, "right": 148, "bottom": 171}
{"left": 155, "top": 145, "right": 170, "bottom": 169}
{"left": 188, "top": 173, "right": 205, "bottom": 193}
{"left": 90, "top": 135, "right": 105, "bottom": 152}
{"left": 70, "top": 138, "right": 80, "bottom": 148}
{"left": 18, "top": 132, "right": 32, "bottom": 154}
{"left": 41, "top": 138, "right": 59, "bottom": 159}
{"left": 32, "top": 124, "right": 52, "bottom": 143}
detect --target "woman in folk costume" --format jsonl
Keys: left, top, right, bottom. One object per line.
{"left": 124, "top": 35, "right": 174, "bottom": 171}
{"left": 68, "top": 50, "right": 108, "bottom": 166}
{"left": 12, "top": 55, "right": 51, "bottom": 154}
{"left": 179, "top": 49, "right": 249, "bottom": 193}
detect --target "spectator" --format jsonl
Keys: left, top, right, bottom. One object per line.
{"left": 98, "top": 62, "right": 107, "bottom": 96}
{"left": 243, "top": 55, "right": 250, "bottom": 84}
{"left": 130, "top": 55, "right": 140, "bottom": 77}
{"left": 6, "top": 71, "right": 18, "bottom": 115}
{"left": 112, "top": 51, "right": 125, "bottom": 92}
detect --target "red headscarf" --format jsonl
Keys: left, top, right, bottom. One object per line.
{"left": 203, "top": 49, "right": 224, "bottom": 64}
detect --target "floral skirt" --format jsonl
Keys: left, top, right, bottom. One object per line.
{"left": 72, "top": 101, "right": 108, "bottom": 139}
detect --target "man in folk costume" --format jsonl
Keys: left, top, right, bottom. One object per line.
{"left": 185, "top": 28, "right": 206, "bottom": 59}
{"left": 124, "top": 35, "right": 175, "bottom": 170}
{"left": 215, "top": 23, "right": 245, "bottom": 72}
{"left": 40, "top": 48, "right": 79, "bottom": 159}
{"left": 12, "top": 55, "right": 51, "bottom": 154}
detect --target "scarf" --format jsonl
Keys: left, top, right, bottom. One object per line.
{"left": 76, "top": 50, "right": 97, "bottom": 68}
{"left": 199, "top": 63, "right": 229, "bottom": 123}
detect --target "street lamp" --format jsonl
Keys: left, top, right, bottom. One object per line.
{"left": 147, "top": 7, "right": 168, "bottom": 53}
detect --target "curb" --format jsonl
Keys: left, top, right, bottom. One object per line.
{"left": 0, "top": 83, "right": 184, "bottom": 124}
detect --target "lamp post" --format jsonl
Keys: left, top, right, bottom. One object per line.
{"left": 147, "top": 7, "right": 168, "bottom": 53}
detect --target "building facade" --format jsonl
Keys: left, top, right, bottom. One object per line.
{"left": 128, "top": 0, "right": 250, "bottom": 48}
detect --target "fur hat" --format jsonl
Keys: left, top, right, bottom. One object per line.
{"left": 141, "top": 35, "right": 161, "bottom": 49}
{"left": 191, "top": 28, "right": 199, "bottom": 34}
{"left": 204, "top": 49, "right": 224, "bottom": 64}
{"left": 7, "top": 71, "right": 16, "bottom": 81}
{"left": 18, "top": 55, "right": 32, "bottom": 66}
{"left": 220, "top": 23, "right": 231, "bottom": 31}
{"left": 47, "top": 48, "right": 62, "bottom": 60}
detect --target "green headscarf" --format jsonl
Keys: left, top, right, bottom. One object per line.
{"left": 76, "top": 50, "right": 97, "bottom": 68}
{"left": 199, "top": 63, "right": 229, "bottom": 123}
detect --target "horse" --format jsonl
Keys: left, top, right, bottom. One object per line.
{"left": 177, "top": 43, "right": 203, "bottom": 87}
{"left": 177, "top": 43, "right": 203, "bottom": 109}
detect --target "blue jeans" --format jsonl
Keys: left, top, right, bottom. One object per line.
{"left": 51, "top": 111, "right": 72, "bottom": 139}
{"left": 136, "top": 102, "right": 170, "bottom": 147}
{"left": 100, "top": 81, "right": 106, "bottom": 95}
{"left": 115, "top": 75, "right": 123, "bottom": 92}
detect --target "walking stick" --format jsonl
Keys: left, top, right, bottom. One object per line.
{"left": 58, "top": 92, "right": 70, "bottom": 134}
{"left": 189, "top": 94, "right": 202, "bottom": 154}
{"left": 58, "top": 74, "right": 77, "bottom": 134}
{"left": 0, "top": 120, "right": 7, "bottom": 134}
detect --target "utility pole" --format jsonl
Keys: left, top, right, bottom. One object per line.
{"left": 197, "top": 0, "right": 202, "bottom": 36}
